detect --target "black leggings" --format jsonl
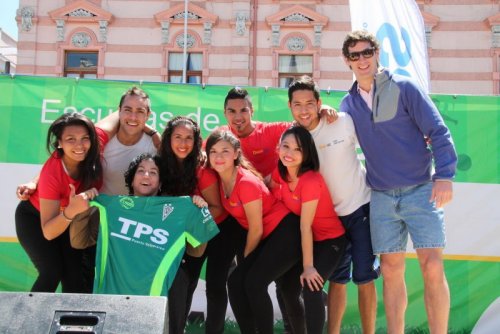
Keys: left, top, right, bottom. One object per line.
{"left": 168, "top": 253, "right": 205, "bottom": 334}
{"left": 168, "top": 215, "right": 246, "bottom": 334}
{"left": 15, "top": 200, "right": 92, "bottom": 293}
{"left": 205, "top": 215, "right": 246, "bottom": 334}
{"left": 228, "top": 213, "right": 305, "bottom": 334}
{"left": 303, "top": 235, "right": 347, "bottom": 334}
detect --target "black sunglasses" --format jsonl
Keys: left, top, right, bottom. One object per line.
{"left": 346, "top": 47, "right": 376, "bottom": 61}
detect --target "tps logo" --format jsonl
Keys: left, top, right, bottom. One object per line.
{"left": 376, "top": 23, "right": 412, "bottom": 77}
{"left": 111, "top": 217, "right": 169, "bottom": 245}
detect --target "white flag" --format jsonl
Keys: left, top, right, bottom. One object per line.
{"left": 349, "top": 0, "right": 430, "bottom": 93}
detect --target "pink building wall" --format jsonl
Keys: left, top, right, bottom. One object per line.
{"left": 14, "top": 0, "right": 500, "bottom": 95}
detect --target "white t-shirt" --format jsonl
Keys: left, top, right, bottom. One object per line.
{"left": 309, "top": 113, "right": 370, "bottom": 216}
{"left": 100, "top": 133, "right": 157, "bottom": 195}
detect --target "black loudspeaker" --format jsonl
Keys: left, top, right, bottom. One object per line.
{"left": 0, "top": 292, "right": 168, "bottom": 334}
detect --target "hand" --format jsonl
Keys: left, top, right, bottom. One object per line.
{"left": 192, "top": 195, "right": 208, "bottom": 208}
{"left": 79, "top": 187, "right": 99, "bottom": 201}
{"left": 65, "top": 184, "right": 91, "bottom": 218}
{"left": 16, "top": 182, "right": 37, "bottom": 201}
{"left": 319, "top": 105, "right": 338, "bottom": 124}
{"left": 300, "top": 266, "right": 324, "bottom": 292}
{"left": 430, "top": 180, "right": 453, "bottom": 208}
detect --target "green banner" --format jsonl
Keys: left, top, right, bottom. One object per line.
{"left": 1, "top": 75, "right": 498, "bottom": 184}
{"left": 1, "top": 74, "right": 499, "bottom": 333}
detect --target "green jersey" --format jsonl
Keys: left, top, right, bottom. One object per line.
{"left": 92, "top": 195, "right": 218, "bottom": 296}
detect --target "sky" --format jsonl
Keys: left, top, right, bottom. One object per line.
{"left": 0, "top": 1, "right": 19, "bottom": 40}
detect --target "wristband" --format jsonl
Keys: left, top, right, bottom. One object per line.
{"left": 62, "top": 208, "right": 74, "bottom": 222}
{"left": 147, "top": 130, "right": 158, "bottom": 136}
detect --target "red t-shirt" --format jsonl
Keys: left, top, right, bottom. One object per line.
{"left": 272, "top": 169, "right": 345, "bottom": 241}
{"left": 220, "top": 122, "right": 291, "bottom": 177}
{"left": 29, "top": 127, "right": 109, "bottom": 212}
{"left": 196, "top": 166, "right": 228, "bottom": 224}
{"left": 220, "top": 167, "right": 290, "bottom": 239}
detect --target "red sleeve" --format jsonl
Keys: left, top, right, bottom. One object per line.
{"left": 236, "top": 176, "right": 263, "bottom": 205}
{"left": 271, "top": 167, "right": 280, "bottom": 183}
{"left": 197, "top": 167, "right": 218, "bottom": 192}
{"left": 38, "top": 157, "right": 64, "bottom": 201}
{"left": 96, "top": 127, "right": 109, "bottom": 153}
{"left": 299, "top": 172, "right": 322, "bottom": 203}
{"left": 269, "top": 122, "right": 292, "bottom": 139}
{"left": 38, "top": 153, "right": 79, "bottom": 207}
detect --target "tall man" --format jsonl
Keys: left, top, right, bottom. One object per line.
{"left": 340, "top": 30, "right": 457, "bottom": 333}
{"left": 287, "top": 76, "right": 380, "bottom": 334}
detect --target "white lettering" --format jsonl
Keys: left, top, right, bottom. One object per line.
{"left": 203, "top": 113, "right": 220, "bottom": 132}
{"left": 159, "top": 111, "right": 174, "bottom": 131}
{"left": 118, "top": 217, "right": 137, "bottom": 235}
{"left": 41, "top": 99, "right": 62, "bottom": 124}
{"left": 186, "top": 107, "right": 202, "bottom": 125}
{"left": 134, "top": 222, "right": 154, "bottom": 238}
{"left": 40, "top": 100, "right": 221, "bottom": 132}
{"left": 80, "top": 107, "right": 96, "bottom": 119}
{"left": 151, "top": 229, "right": 169, "bottom": 245}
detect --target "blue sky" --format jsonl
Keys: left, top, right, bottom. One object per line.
{"left": 0, "top": 1, "right": 19, "bottom": 40}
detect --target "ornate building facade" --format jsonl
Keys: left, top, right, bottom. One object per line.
{"left": 15, "top": 0, "right": 500, "bottom": 95}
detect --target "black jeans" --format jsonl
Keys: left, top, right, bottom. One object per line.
{"left": 15, "top": 200, "right": 92, "bottom": 293}
{"left": 228, "top": 213, "right": 305, "bottom": 334}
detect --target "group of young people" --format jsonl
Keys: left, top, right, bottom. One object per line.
{"left": 14, "top": 30, "right": 457, "bottom": 334}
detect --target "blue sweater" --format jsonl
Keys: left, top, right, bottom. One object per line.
{"left": 341, "top": 70, "right": 457, "bottom": 191}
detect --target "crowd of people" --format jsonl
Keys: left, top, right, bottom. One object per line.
{"left": 14, "top": 30, "right": 457, "bottom": 334}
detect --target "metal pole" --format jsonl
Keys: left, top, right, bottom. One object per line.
{"left": 182, "top": 0, "right": 188, "bottom": 83}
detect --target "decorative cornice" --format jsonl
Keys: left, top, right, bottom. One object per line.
{"left": 48, "top": 0, "right": 113, "bottom": 23}
{"left": 154, "top": 3, "right": 218, "bottom": 25}
{"left": 266, "top": 5, "right": 328, "bottom": 27}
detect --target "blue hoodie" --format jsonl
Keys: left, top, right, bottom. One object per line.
{"left": 340, "top": 69, "right": 457, "bottom": 191}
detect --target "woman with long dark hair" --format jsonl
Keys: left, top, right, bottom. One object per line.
{"left": 206, "top": 129, "right": 305, "bottom": 334}
{"left": 15, "top": 112, "right": 106, "bottom": 292}
{"left": 159, "top": 116, "right": 245, "bottom": 334}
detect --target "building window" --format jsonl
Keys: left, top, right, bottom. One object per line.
{"left": 278, "top": 55, "right": 313, "bottom": 88}
{"left": 168, "top": 53, "right": 202, "bottom": 84}
{"left": 64, "top": 51, "right": 98, "bottom": 78}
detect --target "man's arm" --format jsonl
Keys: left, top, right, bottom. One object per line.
{"left": 95, "top": 111, "right": 119, "bottom": 139}
{"left": 407, "top": 82, "right": 457, "bottom": 207}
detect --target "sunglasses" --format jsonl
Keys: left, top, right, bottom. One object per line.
{"left": 346, "top": 47, "right": 376, "bottom": 61}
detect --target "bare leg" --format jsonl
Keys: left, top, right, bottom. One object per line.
{"left": 380, "top": 253, "right": 406, "bottom": 334}
{"left": 358, "top": 281, "right": 377, "bottom": 334}
{"left": 327, "top": 283, "right": 346, "bottom": 334}
{"left": 416, "top": 248, "right": 449, "bottom": 334}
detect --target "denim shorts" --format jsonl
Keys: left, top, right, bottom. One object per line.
{"left": 370, "top": 182, "right": 446, "bottom": 254}
{"left": 329, "top": 203, "right": 380, "bottom": 285}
